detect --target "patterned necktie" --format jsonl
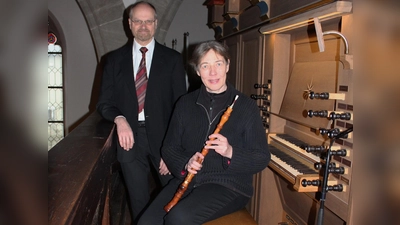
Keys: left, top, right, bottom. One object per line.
{"left": 135, "top": 47, "right": 148, "bottom": 113}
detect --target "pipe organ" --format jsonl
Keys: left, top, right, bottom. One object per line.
{"left": 204, "top": 0, "right": 354, "bottom": 224}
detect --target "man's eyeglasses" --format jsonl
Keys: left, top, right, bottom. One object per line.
{"left": 131, "top": 19, "right": 156, "bottom": 25}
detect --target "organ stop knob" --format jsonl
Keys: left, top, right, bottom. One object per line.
{"left": 251, "top": 94, "right": 269, "bottom": 100}
{"left": 308, "top": 91, "right": 345, "bottom": 100}
{"left": 254, "top": 83, "right": 269, "bottom": 89}
{"left": 307, "top": 110, "right": 352, "bottom": 120}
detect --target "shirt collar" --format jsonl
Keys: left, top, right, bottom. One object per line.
{"left": 197, "top": 83, "right": 233, "bottom": 107}
{"left": 133, "top": 38, "right": 155, "bottom": 53}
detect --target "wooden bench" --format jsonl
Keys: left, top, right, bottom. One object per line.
{"left": 203, "top": 208, "right": 257, "bottom": 225}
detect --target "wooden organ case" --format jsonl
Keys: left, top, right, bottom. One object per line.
{"left": 205, "top": 0, "right": 354, "bottom": 224}
{"left": 259, "top": 15, "right": 354, "bottom": 224}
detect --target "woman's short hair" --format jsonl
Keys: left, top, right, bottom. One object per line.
{"left": 190, "top": 40, "right": 230, "bottom": 71}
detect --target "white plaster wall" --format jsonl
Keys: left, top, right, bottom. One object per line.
{"left": 122, "top": 0, "right": 137, "bottom": 8}
{"left": 47, "top": 0, "right": 212, "bottom": 135}
{"left": 122, "top": 0, "right": 214, "bottom": 52}
{"left": 48, "top": 0, "right": 98, "bottom": 134}
{"left": 164, "top": 1, "right": 214, "bottom": 53}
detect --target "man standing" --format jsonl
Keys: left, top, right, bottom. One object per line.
{"left": 97, "top": 1, "right": 187, "bottom": 222}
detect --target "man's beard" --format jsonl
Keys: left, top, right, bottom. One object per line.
{"left": 135, "top": 29, "right": 152, "bottom": 42}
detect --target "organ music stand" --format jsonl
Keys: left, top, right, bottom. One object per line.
{"left": 313, "top": 17, "right": 353, "bottom": 70}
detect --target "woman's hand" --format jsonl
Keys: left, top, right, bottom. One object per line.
{"left": 205, "top": 133, "right": 233, "bottom": 159}
{"left": 159, "top": 158, "right": 171, "bottom": 175}
{"left": 185, "top": 152, "right": 204, "bottom": 174}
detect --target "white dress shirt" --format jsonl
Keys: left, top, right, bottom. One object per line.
{"left": 133, "top": 38, "right": 155, "bottom": 121}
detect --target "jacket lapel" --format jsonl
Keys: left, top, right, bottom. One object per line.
{"left": 120, "top": 44, "right": 138, "bottom": 101}
{"left": 149, "top": 42, "right": 164, "bottom": 81}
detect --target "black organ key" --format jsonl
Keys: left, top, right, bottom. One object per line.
{"left": 269, "top": 146, "right": 316, "bottom": 174}
{"left": 275, "top": 134, "right": 320, "bottom": 158}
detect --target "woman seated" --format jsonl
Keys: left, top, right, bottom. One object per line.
{"left": 138, "top": 40, "right": 270, "bottom": 225}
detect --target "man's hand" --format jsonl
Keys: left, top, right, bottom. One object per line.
{"left": 114, "top": 116, "right": 134, "bottom": 150}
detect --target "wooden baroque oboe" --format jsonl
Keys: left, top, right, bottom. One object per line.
{"left": 164, "top": 95, "right": 239, "bottom": 212}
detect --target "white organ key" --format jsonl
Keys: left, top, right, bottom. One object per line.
{"left": 270, "top": 154, "right": 302, "bottom": 177}
{"left": 270, "top": 135, "right": 320, "bottom": 162}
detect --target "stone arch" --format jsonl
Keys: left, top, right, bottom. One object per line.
{"left": 76, "top": 0, "right": 183, "bottom": 60}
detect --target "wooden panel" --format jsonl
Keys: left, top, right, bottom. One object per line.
{"left": 224, "top": 36, "right": 240, "bottom": 87}
{"left": 204, "top": 208, "right": 257, "bottom": 225}
{"left": 269, "top": 0, "right": 336, "bottom": 18}
{"left": 276, "top": 14, "right": 353, "bottom": 224}
{"left": 239, "top": 0, "right": 252, "bottom": 10}
{"left": 248, "top": 172, "right": 262, "bottom": 218}
{"left": 256, "top": 167, "right": 283, "bottom": 224}
{"left": 292, "top": 18, "right": 341, "bottom": 63}
{"left": 240, "top": 29, "right": 263, "bottom": 97}
{"left": 279, "top": 61, "right": 339, "bottom": 129}
{"left": 207, "top": 4, "right": 225, "bottom": 25}
{"left": 48, "top": 112, "right": 116, "bottom": 225}
{"left": 223, "top": 18, "right": 236, "bottom": 36}
{"left": 268, "top": 34, "right": 291, "bottom": 133}
{"left": 295, "top": 38, "right": 341, "bottom": 62}
{"left": 277, "top": 175, "right": 346, "bottom": 225}
{"left": 239, "top": 4, "right": 264, "bottom": 30}
{"left": 224, "top": 0, "right": 241, "bottom": 15}
{"left": 215, "top": 3, "right": 354, "bottom": 225}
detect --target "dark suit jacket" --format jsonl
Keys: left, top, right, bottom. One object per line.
{"left": 97, "top": 41, "right": 187, "bottom": 163}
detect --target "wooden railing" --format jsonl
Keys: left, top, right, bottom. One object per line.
{"left": 48, "top": 112, "right": 257, "bottom": 225}
{"left": 48, "top": 112, "right": 122, "bottom": 225}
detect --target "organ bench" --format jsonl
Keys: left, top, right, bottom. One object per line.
{"left": 203, "top": 208, "right": 257, "bottom": 225}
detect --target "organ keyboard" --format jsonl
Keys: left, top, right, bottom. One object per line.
{"left": 267, "top": 133, "right": 337, "bottom": 192}
{"left": 269, "top": 133, "right": 320, "bottom": 162}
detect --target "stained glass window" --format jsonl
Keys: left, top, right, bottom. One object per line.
{"left": 48, "top": 33, "right": 64, "bottom": 150}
